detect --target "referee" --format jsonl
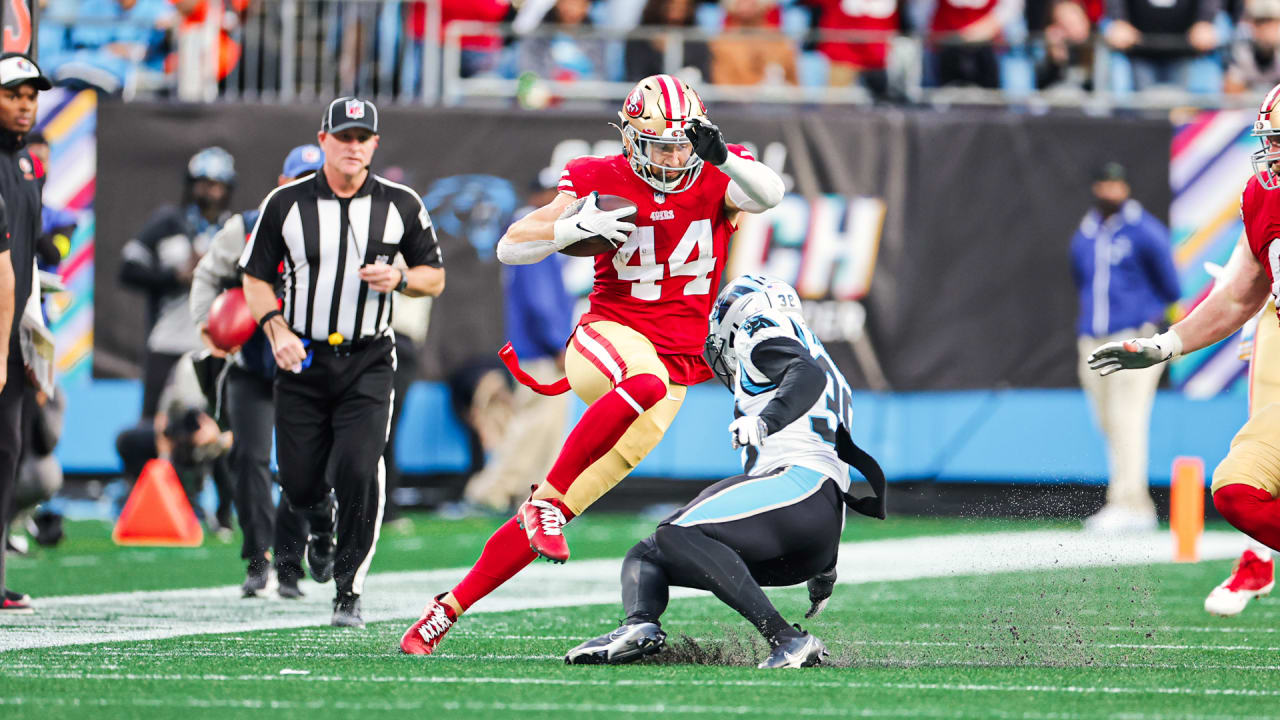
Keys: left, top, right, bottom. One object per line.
{"left": 239, "top": 97, "right": 445, "bottom": 627}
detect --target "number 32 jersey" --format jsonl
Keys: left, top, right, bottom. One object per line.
{"left": 1242, "top": 174, "right": 1280, "bottom": 317}
{"left": 733, "top": 308, "right": 854, "bottom": 492}
{"left": 558, "top": 145, "right": 756, "bottom": 385}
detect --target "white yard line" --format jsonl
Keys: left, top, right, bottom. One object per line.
{"left": 0, "top": 529, "right": 1246, "bottom": 653}
{"left": 0, "top": 696, "right": 1255, "bottom": 720}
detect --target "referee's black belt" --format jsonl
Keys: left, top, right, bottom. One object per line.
{"left": 306, "top": 332, "right": 390, "bottom": 355}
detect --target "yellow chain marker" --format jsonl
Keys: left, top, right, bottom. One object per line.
{"left": 328, "top": 332, "right": 344, "bottom": 346}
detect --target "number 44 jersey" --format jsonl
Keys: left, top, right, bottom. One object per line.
{"left": 558, "top": 144, "right": 757, "bottom": 386}
{"left": 733, "top": 308, "right": 855, "bottom": 494}
{"left": 1243, "top": 173, "right": 1280, "bottom": 316}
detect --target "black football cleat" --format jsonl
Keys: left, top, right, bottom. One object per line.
{"left": 30, "top": 511, "right": 64, "bottom": 547}
{"left": 565, "top": 622, "right": 666, "bottom": 665}
{"left": 758, "top": 630, "right": 828, "bottom": 669}
{"left": 331, "top": 593, "right": 364, "bottom": 628}
{"left": 307, "top": 532, "right": 336, "bottom": 584}
{"left": 242, "top": 557, "right": 270, "bottom": 598}
{"left": 277, "top": 573, "right": 305, "bottom": 599}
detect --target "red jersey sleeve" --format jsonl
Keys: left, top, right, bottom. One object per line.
{"left": 726, "top": 143, "right": 755, "bottom": 162}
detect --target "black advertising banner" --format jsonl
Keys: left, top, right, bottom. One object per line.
{"left": 95, "top": 104, "right": 1170, "bottom": 389}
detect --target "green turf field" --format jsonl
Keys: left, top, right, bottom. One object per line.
{"left": 2, "top": 514, "right": 1274, "bottom": 719}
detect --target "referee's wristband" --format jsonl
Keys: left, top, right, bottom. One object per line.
{"left": 258, "top": 309, "right": 283, "bottom": 331}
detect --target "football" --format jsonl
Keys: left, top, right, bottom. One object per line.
{"left": 206, "top": 287, "right": 258, "bottom": 351}
{"left": 557, "top": 194, "right": 638, "bottom": 257}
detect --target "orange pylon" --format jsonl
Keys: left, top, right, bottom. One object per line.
{"left": 112, "top": 458, "right": 204, "bottom": 547}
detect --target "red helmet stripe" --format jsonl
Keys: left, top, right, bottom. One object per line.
{"left": 1264, "top": 84, "right": 1280, "bottom": 115}
{"left": 656, "top": 74, "right": 681, "bottom": 122}
{"left": 672, "top": 78, "right": 688, "bottom": 117}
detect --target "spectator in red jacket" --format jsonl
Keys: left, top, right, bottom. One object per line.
{"left": 404, "top": 0, "right": 510, "bottom": 94}
{"left": 804, "top": 0, "right": 907, "bottom": 97}
{"left": 930, "top": 0, "right": 1025, "bottom": 88}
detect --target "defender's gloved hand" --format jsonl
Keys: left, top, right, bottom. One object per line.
{"left": 728, "top": 415, "right": 769, "bottom": 449}
{"left": 686, "top": 118, "right": 728, "bottom": 166}
{"left": 1087, "top": 330, "right": 1183, "bottom": 377}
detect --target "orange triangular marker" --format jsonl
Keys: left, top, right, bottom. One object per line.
{"left": 112, "top": 459, "right": 204, "bottom": 546}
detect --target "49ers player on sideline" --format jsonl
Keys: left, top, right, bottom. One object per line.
{"left": 399, "top": 74, "right": 784, "bottom": 655}
{"left": 1090, "top": 83, "right": 1280, "bottom": 602}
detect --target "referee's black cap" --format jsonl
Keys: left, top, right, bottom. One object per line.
{"left": 321, "top": 96, "right": 378, "bottom": 135}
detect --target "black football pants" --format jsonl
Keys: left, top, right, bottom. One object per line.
{"left": 621, "top": 470, "right": 843, "bottom": 644}
{"left": 274, "top": 336, "right": 394, "bottom": 598}
{"left": 225, "top": 365, "right": 308, "bottom": 581}
{"left": 0, "top": 354, "right": 25, "bottom": 597}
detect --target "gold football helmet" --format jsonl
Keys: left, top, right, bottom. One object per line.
{"left": 615, "top": 74, "right": 708, "bottom": 194}
{"left": 1253, "top": 83, "right": 1280, "bottom": 189}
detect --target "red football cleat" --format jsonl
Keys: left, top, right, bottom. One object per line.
{"left": 518, "top": 498, "right": 571, "bottom": 564}
{"left": 1, "top": 589, "right": 33, "bottom": 614}
{"left": 400, "top": 594, "right": 458, "bottom": 655}
{"left": 1205, "top": 549, "right": 1275, "bottom": 617}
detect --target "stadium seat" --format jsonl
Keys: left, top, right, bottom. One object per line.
{"left": 798, "top": 50, "right": 830, "bottom": 88}
{"left": 696, "top": 3, "right": 725, "bottom": 33}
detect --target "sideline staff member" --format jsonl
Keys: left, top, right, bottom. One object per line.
{"left": 0, "top": 52, "right": 51, "bottom": 614}
{"left": 239, "top": 97, "right": 445, "bottom": 627}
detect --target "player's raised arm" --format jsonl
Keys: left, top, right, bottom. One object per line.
{"left": 686, "top": 118, "right": 784, "bottom": 215}
{"left": 496, "top": 191, "right": 635, "bottom": 266}
{"left": 1089, "top": 233, "right": 1270, "bottom": 375}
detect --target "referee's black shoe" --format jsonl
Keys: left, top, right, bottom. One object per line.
{"left": 241, "top": 556, "right": 271, "bottom": 598}
{"left": 331, "top": 592, "right": 364, "bottom": 628}
{"left": 307, "top": 532, "right": 336, "bottom": 584}
{"left": 278, "top": 573, "right": 305, "bottom": 599}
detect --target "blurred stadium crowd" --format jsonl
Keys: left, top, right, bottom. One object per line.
{"left": 34, "top": 0, "right": 1280, "bottom": 106}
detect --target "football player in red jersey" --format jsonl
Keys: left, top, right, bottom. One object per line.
{"left": 399, "top": 74, "right": 784, "bottom": 655}
{"left": 1090, "top": 82, "right": 1280, "bottom": 581}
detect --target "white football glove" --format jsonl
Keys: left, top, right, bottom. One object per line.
{"left": 728, "top": 415, "right": 769, "bottom": 449}
{"left": 1087, "top": 330, "right": 1183, "bottom": 377}
{"left": 552, "top": 191, "right": 636, "bottom": 249}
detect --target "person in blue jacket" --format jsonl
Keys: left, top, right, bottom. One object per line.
{"left": 1070, "top": 161, "right": 1181, "bottom": 534}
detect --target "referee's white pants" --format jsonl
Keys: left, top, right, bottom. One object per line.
{"left": 1077, "top": 326, "right": 1163, "bottom": 515}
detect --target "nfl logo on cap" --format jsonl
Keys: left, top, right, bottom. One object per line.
{"left": 322, "top": 95, "right": 377, "bottom": 134}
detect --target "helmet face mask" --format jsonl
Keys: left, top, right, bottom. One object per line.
{"left": 615, "top": 74, "right": 707, "bottom": 194}
{"left": 704, "top": 275, "right": 804, "bottom": 389}
{"left": 1253, "top": 84, "right": 1280, "bottom": 190}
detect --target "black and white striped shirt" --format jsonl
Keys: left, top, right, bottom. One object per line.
{"left": 239, "top": 170, "right": 442, "bottom": 343}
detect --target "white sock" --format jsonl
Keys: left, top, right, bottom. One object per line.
{"left": 1247, "top": 539, "right": 1273, "bottom": 560}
